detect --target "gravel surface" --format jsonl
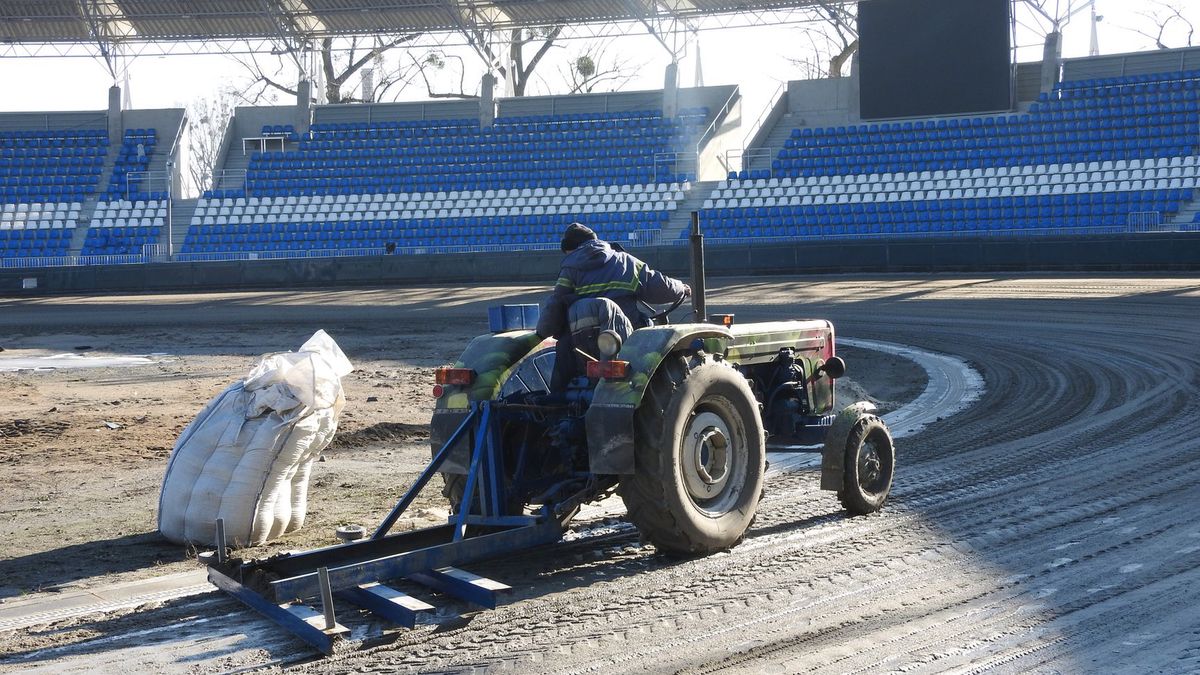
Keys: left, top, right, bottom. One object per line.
{"left": 1, "top": 274, "right": 1198, "bottom": 674}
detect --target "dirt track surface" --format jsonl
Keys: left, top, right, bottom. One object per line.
{"left": 2, "top": 274, "right": 1200, "bottom": 673}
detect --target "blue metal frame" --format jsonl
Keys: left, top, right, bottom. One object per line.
{"left": 209, "top": 399, "right": 570, "bottom": 652}
{"left": 208, "top": 566, "right": 348, "bottom": 656}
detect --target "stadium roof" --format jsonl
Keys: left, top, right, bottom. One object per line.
{"left": 0, "top": 1, "right": 845, "bottom": 44}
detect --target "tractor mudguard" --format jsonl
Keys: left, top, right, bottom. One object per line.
{"left": 820, "top": 401, "right": 879, "bottom": 491}
{"left": 431, "top": 330, "right": 549, "bottom": 473}
{"left": 585, "top": 323, "right": 732, "bottom": 475}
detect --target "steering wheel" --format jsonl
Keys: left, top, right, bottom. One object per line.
{"left": 640, "top": 295, "right": 688, "bottom": 325}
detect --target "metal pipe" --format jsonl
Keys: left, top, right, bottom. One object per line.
{"left": 689, "top": 211, "right": 707, "bottom": 323}
{"left": 372, "top": 405, "right": 478, "bottom": 539}
{"left": 318, "top": 567, "right": 336, "bottom": 630}
{"left": 215, "top": 518, "right": 227, "bottom": 564}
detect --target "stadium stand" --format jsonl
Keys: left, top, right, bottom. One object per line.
{"left": 81, "top": 197, "right": 168, "bottom": 256}
{"left": 104, "top": 128, "right": 163, "bottom": 202}
{"left": 0, "top": 127, "right": 104, "bottom": 259}
{"left": 81, "top": 128, "right": 171, "bottom": 256}
{"left": 181, "top": 108, "right": 708, "bottom": 255}
{"left": 704, "top": 69, "right": 1200, "bottom": 240}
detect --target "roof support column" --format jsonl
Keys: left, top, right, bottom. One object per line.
{"left": 1041, "top": 31, "right": 1062, "bottom": 95}
{"left": 296, "top": 79, "right": 312, "bottom": 135}
{"left": 663, "top": 62, "right": 679, "bottom": 118}
{"left": 107, "top": 85, "right": 123, "bottom": 145}
{"left": 480, "top": 72, "right": 496, "bottom": 128}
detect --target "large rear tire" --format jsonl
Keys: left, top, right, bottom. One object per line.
{"left": 620, "top": 353, "right": 766, "bottom": 556}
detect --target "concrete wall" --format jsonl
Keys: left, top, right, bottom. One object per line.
{"left": 695, "top": 97, "right": 742, "bottom": 180}
{"left": 1063, "top": 46, "right": 1200, "bottom": 82}
{"left": 4, "top": 234, "right": 1198, "bottom": 297}
{"left": 316, "top": 100, "right": 480, "bottom": 124}
{"left": 786, "top": 77, "right": 860, "bottom": 128}
{"left": 1014, "top": 61, "right": 1044, "bottom": 104}
{"left": 0, "top": 111, "right": 107, "bottom": 133}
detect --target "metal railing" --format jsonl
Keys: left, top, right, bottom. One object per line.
{"left": 1127, "top": 211, "right": 1163, "bottom": 230}
{"left": 123, "top": 170, "right": 171, "bottom": 200}
{"left": 669, "top": 222, "right": 1200, "bottom": 246}
{"left": 693, "top": 85, "right": 741, "bottom": 158}
{"left": 209, "top": 169, "right": 248, "bottom": 193}
{"left": 653, "top": 151, "right": 697, "bottom": 180}
{"left": 626, "top": 229, "right": 662, "bottom": 247}
{"left": 740, "top": 81, "right": 786, "bottom": 154}
{"left": 723, "top": 148, "right": 775, "bottom": 176}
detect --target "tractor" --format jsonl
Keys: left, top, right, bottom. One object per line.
{"left": 203, "top": 221, "right": 895, "bottom": 653}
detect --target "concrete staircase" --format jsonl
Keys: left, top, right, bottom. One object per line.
{"left": 740, "top": 112, "right": 802, "bottom": 176}
{"left": 166, "top": 199, "right": 198, "bottom": 254}
{"left": 660, "top": 180, "right": 720, "bottom": 243}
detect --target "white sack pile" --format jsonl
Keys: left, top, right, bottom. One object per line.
{"left": 157, "top": 330, "right": 353, "bottom": 547}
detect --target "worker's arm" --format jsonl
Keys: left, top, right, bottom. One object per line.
{"left": 635, "top": 260, "right": 690, "bottom": 305}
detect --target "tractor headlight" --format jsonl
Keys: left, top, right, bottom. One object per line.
{"left": 596, "top": 330, "right": 623, "bottom": 359}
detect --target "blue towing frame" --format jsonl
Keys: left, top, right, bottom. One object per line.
{"left": 204, "top": 400, "right": 571, "bottom": 655}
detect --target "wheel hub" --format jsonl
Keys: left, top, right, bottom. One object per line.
{"left": 858, "top": 439, "right": 881, "bottom": 488}
{"left": 683, "top": 412, "right": 732, "bottom": 502}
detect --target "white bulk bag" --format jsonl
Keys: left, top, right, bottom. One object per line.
{"left": 157, "top": 330, "right": 353, "bottom": 547}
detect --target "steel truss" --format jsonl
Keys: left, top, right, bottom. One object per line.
{"left": 0, "top": 2, "right": 858, "bottom": 59}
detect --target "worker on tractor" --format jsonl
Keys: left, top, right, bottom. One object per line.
{"left": 537, "top": 222, "right": 691, "bottom": 391}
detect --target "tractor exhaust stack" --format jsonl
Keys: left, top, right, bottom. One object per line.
{"left": 689, "top": 211, "right": 706, "bottom": 323}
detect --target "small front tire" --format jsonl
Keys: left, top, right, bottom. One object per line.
{"left": 837, "top": 415, "right": 895, "bottom": 515}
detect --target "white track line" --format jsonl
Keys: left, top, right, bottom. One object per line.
{"left": 841, "top": 337, "right": 984, "bottom": 439}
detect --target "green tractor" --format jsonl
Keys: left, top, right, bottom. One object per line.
{"left": 430, "top": 229, "right": 894, "bottom": 555}
{"left": 430, "top": 308, "right": 894, "bottom": 556}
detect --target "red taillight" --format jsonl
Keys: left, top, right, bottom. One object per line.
{"left": 435, "top": 367, "right": 475, "bottom": 386}
{"left": 586, "top": 360, "right": 630, "bottom": 380}
{"left": 432, "top": 384, "right": 445, "bottom": 398}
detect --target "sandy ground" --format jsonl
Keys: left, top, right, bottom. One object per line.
{"left": 0, "top": 290, "right": 919, "bottom": 604}
{"left": 6, "top": 276, "right": 1200, "bottom": 674}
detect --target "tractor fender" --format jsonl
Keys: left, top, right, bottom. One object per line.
{"left": 585, "top": 323, "right": 732, "bottom": 475}
{"left": 431, "top": 330, "right": 549, "bottom": 473}
{"left": 819, "top": 401, "right": 879, "bottom": 491}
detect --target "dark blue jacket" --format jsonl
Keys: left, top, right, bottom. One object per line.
{"left": 536, "top": 239, "right": 688, "bottom": 338}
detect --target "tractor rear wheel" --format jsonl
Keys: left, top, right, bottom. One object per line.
{"left": 620, "top": 353, "right": 766, "bottom": 556}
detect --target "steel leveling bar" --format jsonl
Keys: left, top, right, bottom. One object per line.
{"left": 267, "top": 520, "right": 564, "bottom": 601}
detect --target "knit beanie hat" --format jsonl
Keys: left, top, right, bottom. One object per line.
{"left": 561, "top": 222, "right": 597, "bottom": 252}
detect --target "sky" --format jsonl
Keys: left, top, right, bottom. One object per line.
{"left": 0, "top": 0, "right": 1195, "bottom": 122}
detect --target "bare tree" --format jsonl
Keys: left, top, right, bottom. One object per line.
{"left": 559, "top": 39, "right": 643, "bottom": 94}
{"left": 184, "top": 88, "right": 237, "bottom": 197}
{"left": 787, "top": 1, "right": 858, "bottom": 79}
{"left": 1127, "top": 1, "right": 1196, "bottom": 49}
{"left": 505, "top": 26, "right": 565, "bottom": 96}
{"left": 1016, "top": 0, "right": 1092, "bottom": 37}
{"left": 413, "top": 50, "right": 479, "bottom": 99}
{"left": 235, "top": 34, "right": 423, "bottom": 104}
{"left": 445, "top": 25, "right": 565, "bottom": 98}
{"left": 414, "top": 29, "right": 640, "bottom": 99}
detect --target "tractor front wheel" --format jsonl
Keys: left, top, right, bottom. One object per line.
{"left": 837, "top": 414, "right": 895, "bottom": 515}
{"left": 620, "top": 353, "right": 766, "bottom": 556}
